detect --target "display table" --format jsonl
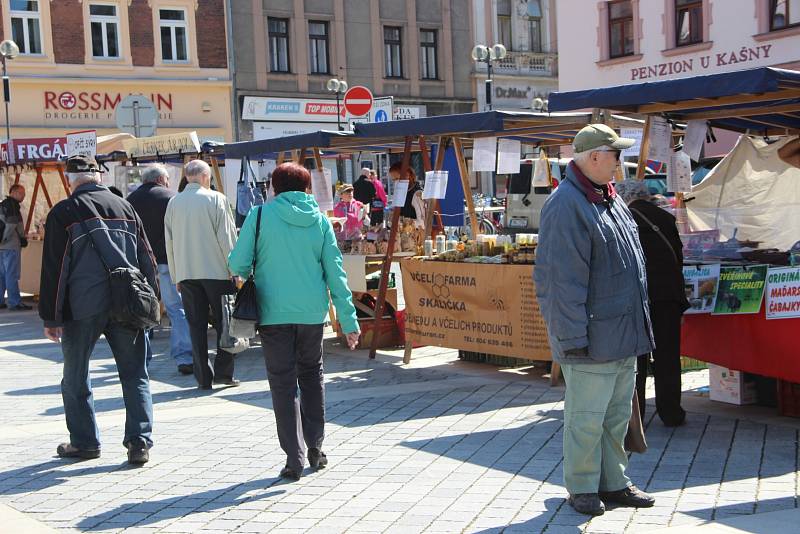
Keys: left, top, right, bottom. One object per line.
{"left": 681, "top": 305, "right": 800, "bottom": 383}
{"left": 400, "top": 259, "right": 552, "bottom": 361}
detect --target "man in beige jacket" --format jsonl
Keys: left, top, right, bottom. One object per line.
{"left": 165, "top": 160, "right": 239, "bottom": 389}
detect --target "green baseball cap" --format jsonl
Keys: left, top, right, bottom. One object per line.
{"left": 573, "top": 124, "right": 635, "bottom": 153}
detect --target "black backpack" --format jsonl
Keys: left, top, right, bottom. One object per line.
{"left": 70, "top": 199, "right": 160, "bottom": 330}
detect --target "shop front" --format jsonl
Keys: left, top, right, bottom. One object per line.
{"left": 6, "top": 78, "right": 233, "bottom": 142}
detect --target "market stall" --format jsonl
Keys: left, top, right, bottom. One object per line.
{"left": 548, "top": 66, "right": 800, "bottom": 394}
{"left": 223, "top": 110, "right": 647, "bottom": 380}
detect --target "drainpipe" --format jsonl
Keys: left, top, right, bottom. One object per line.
{"left": 225, "top": 0, "right": 239, "bottom": 142}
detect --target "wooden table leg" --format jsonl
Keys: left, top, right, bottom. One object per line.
{"left": 403, "top": 342, "right": 413, "bottom": 365}
{"left": 550, "top": 361, "right": 561, "bottom": 386}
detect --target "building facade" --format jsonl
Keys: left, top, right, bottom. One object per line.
{"left": 472, "top": 0, "right": 558, "bottom": 112}
{"left": 230, "top": 0, "right": 476, "bottom": 142}
{"left": 1, "top": 0, "right": 233, "bottom": 142}
{"left": 557, "top": 0, "right": 800, "bottom": 92}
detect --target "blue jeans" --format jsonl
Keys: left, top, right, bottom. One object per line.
{"left": 0, "top": 249, "right": 21, "bottom": 307}
{"left": 157, "top": 264, "right": 193, "bottom": 366}
{"left": 61, "top": 312, "right": 154, "bottom": 450}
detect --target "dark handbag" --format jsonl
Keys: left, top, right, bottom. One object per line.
{"left": 625, "top": 390, "right": 648, "bottom": 454}
{"left": 232, "top": 205, "right": 262, "bottom": 322}
{"left": 70, "top": 200, "right": 160, "bottom": 330}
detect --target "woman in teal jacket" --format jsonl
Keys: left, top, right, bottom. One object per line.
{"left": 228, "top": 162, "right": 359, "bottom": 481}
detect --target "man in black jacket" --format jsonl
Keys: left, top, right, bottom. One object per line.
{"left": 616, "top": 180, "right": 688, "bottom": 427}
{"left": 39, "top": 155, "right": 158, "bottom": 465}
{"left": 353, "top": 168, "right": 376, "bottom": 207}
{"left": 0, "top": 184, "right": 30, "bottom": 310}
{"left": 128, "top": 165, "right": 193, "bottom": 375}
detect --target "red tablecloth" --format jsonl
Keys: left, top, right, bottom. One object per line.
{"left": 681, "top": 303, "right": 800, "bottom": 383}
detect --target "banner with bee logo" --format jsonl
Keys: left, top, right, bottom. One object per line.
{"left": 400, "top": 260, "right": 551, "bottom": 360}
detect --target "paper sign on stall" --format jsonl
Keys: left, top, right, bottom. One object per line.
{"left": 713, "top": 265, "right": 768, "bottom": 315}
{"left": 310, "top": 168, "right": 334, "bottom": 212}
{"left": 668, "top": 150, "right": 692, "bottom": 192}
{"left": 66, "top": 130, "right": 97, "bottom": 158}
{"left": 422, "top": 170, "right": 449, "bottom": 199}
{"left": 765, "top": 267, "right": 800, "bottom": 319}
{"left": 621, "top": 128, "right": 643, "bottom": 157}
{"left": 648, "top": 116, "right": 672, "bottom": 163}
{"left": 682, "top": 263, "right": 721, "bottom": 314}
{"left": 473, "top": 136, "right": 497, "bottom": 172}
{"left": 392, "top": 180, "right": 410, "bottom": 208}
{"left": 497, "top": 139, "right": 521, "bottom": 174}
{"left": 683, "top": 120, "right": 707, "bottom": 162}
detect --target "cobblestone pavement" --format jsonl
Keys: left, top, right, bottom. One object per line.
{"left": 1, "top": 308, "right": 798, "bottom": 533}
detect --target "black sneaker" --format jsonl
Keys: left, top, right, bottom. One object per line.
{"left": 177, "top": 364, "right": 194, "bottom": 375}
{"left": 279, "top": 466, "right": 301, "bottom": 481}
{"left": 56, "top": 442, "right": 101, "bottom": 460}
{"left": 568, "top": 493, "right": 605, "bottom": 516}
{"left": 308, "top": 448, "right": 328, "bottom": 469}
{"left": 127, "top": 438, "right": 149, "bottom": 465}
{"left": 599, "top": 485, "right": 655, "bottom": 508}
{"left": 9, "top": 303, "right": 31, "bottom": 311}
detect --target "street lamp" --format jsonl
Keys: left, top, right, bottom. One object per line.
{"left": 471, "top": 43, "right": 507, "bottom": 111}
{"left": 326, "top": 77, "right": 348, "bottom": 131}
{"left": 0, "top": 40, "right": 19, "bottom": 143}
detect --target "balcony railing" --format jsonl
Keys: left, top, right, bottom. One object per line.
{"left": 476, "top": 51, "right": 558, "bottom": 77}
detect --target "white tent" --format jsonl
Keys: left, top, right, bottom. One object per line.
{"left": 687, "top": 135, "right": 800, "bottom": 251}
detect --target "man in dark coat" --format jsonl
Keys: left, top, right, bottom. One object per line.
{"left": 353, "top": 167, "right": 376, "bottom": 207}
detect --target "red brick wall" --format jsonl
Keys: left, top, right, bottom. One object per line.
{"left": 129, "top": 0, "right": 155, "bottom": 66}
{"left": 51, "top": 2, "right": 84, "bottom": 63}
{"left": 196, "top": 0, "right": 228, "bottom": 68}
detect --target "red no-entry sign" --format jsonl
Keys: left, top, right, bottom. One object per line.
{"left": 343, "top": 86, "right": 373, "bottom": 117}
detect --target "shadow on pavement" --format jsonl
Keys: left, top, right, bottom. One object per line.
{"left": 0, "top": 459, "right": 127, "bottom": 495}
{"left": 76, "top": 480, "right": 285, "bottom": 530}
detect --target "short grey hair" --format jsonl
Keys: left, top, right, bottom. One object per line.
{"left": 572, "top": 149, "right": 596, "bottom": 165}
{"left": 141, "top": 164, "right": 169, "bottom": 184}
{"left": 184, "top": 160, "right": 211, "bottom": 183}
{"left": 67, "top": 171, "right": 101, "bottom": 186}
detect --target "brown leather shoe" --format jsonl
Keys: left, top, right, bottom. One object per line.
{"left": 568, "top": 493, "right": 605, "bottom": 516}
{"left": 56, "top": 443, "right": 100, "bottom": 460}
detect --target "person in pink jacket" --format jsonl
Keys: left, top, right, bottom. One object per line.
{"left": 333, "top": 184, "right": 369, "bottom": 240}
{"left": 369, "top": 170, "right": 388, "bottom": 227}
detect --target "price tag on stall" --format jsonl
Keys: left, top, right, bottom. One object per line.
{"left": 422, "top": 170, "right": 448, "bottom": 199}
{"left": 648, "top": 116, "right": 672, "bottom": 164}
{"left": 683, "top": 120, "right": 707, "bottom": 162}
{"left": 497, "top": 139, "right": 521, "bottom": 174}
{"left": 66, "top": 130, "right": 97, "bottom": 158}
{"left": 473, "top": 136, "right": 497, "bottom": 172}
{"left": 392, "top": 180, "right": 410, "bottom": 208}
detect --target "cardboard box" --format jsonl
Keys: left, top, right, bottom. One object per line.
{"left": 709, "top": 364, "right": 757, "bottom": 405}
{"left": 355, "top": 317, "right": 401, "bottom": 350}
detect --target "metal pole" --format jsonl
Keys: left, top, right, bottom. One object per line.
{"left": 336, "top": 91, "right": 342, "bottom": 131}
{"left": 2, "top": 58, "right": 10, "bottom": 142}
{"left": 485, "top": 60, "right": 493, "bottom": 111}
{"left": 132, "top": 101, "right": 141, "bottom": 138}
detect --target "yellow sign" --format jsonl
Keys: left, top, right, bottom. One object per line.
{"left": 400, "top": 260, "right": 552, "bottom": 360}
{"left": 123, "top": 132, "right": 201, "bottom": 158}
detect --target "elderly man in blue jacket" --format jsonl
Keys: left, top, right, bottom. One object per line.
{"left": 535, "top": 124, "right": 656, "bottom": 516}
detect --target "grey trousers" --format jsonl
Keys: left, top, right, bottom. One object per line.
{"left": 259, "top": 324, "right": 325, "bottom": 472}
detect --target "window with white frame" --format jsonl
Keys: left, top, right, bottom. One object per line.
{"left": 10, "top": 0, "right": 43, "bottom": 55}
{"left": 159, "top": 8, "right": 189, "bottom": 62}
{"left": 90, "top": 4, "right": 120, "bottom": 58}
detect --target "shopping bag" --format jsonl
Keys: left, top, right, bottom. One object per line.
{"left": 532, "top": 152, "right": 551, "bottom": 187}
{"left": 236, "top": 157, "right": 264, "bottom": 218}
{"left": 219, "top": 294, "right": 250, "bottom": 354}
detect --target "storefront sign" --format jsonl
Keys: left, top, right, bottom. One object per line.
{"left": 393, "top": 105, "right": 427, "bottom": 121}
{"left": 122, "top": 132, "right": 200, "bottom": 158}
{"left": 66, "top": 130, "right": 97, "bottom": 158}
{"left": 713, "top": 265, "right": 768, "bottom": 315}
{"left": 683, "top": 263, "right": 721, "bottom": 314}
{"left": 242, "top": 96, "right": 357, "bottom": 123}
{"left": 401, "top": 261, "right": 551, "bottom": 360}
{"left": 1, "top": 137, "right": 67, "bottom": 163}
{"left": 43, "top": 91, "right": 173, "bottom": 121}
{"left": 766, "top": 267, "right": 800, "bottom": 319}
{"left": 630, "top": 45, "right": 773, "bottom": 82}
